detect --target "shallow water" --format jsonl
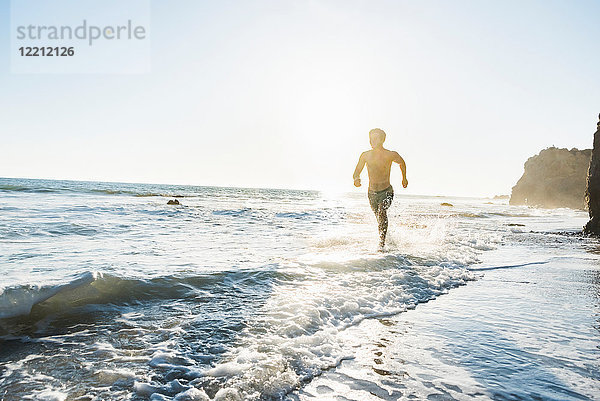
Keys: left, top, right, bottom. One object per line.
{"left": 295, "top": 250, "right": 600, "bottom": 400}
{"left": 0, "top": 177, "right": 598, "bottom": 400}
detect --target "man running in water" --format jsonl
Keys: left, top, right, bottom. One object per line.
{"left": 353, "top": 128, "right": 408, "bottom": 249}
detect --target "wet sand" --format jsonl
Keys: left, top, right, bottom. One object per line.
{"left": 293, "top": 252, "right": 600, "bottom": 400}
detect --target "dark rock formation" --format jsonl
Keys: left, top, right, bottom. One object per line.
{"left": 440, "top": 202, "right": 453, "bottom": 207}
{"left": 167, "top": 199, "right": 180, "bottom": 205}
{"left": 510, "top": 147, "right": 592, "bottom": 210}
{"left": 584, "top": 114, "right": 600, "bottom": 234}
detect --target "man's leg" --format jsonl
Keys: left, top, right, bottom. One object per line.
{"left": 369, "top": 187, "right": 393, "bottom": 249}
{"left": 378, "top": 188, "right": 393, "bottom": 248}
{"left": 376, "top": 206, "right": 388, "bottom": 248}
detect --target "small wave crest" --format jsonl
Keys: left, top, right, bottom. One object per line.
{"left": 90, "top": 189, "right": 167, "bottom": 197}
{"left": 0, "top": 272, "right": 97, "bottom": 319}
{"left": 0, "top": 184, "right": 57, "bottom": 193}
{"left": 0, "top": 268, "right": 299, "bottom": 321}
{"left": 212, "top": 208, "right": 252, "bottom": 217}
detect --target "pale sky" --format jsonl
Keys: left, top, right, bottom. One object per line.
{"left": 1, "top": 0, "right": 599, "bottom": 196}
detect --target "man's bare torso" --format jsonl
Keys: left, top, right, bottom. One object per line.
{"left": 363, "top": 148, "right": 398, "bottom": 191}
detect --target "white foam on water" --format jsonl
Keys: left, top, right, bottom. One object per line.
{"left": 173, "top": 388, "right": 211, "bottom": 401}
{"left": 93, "top": 368, "right": 138, "bottom": 384}
{"left": 130, "top": 200, "right": 511, "bottom": 400}
{"left": 134, "top": 379, "right": 192, "bottom": 398}
{"left": 146, "top": 256, "right": 476, "bottom": 400}
{"left": 4, "top": 182, "right": 591, "bottom": 400}
{"left": 22, "top": 388, "right": 67, "bottom": 401}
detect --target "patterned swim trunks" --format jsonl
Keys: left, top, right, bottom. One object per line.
{"left": 368, "top": 185, "right": 394, "bottom": 212}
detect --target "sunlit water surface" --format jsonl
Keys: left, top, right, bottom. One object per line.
{"left": 0, "top": 178, "right": 598, "bottom": 400}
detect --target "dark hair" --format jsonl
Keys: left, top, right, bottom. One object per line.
{"left": 369, "top": 128, "right": 386, "bottom": 141}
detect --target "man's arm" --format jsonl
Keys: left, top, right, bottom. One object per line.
{"left": 353, "top": 152, "right": 366, "bottom": 187}
{"left": 393, "top": 152, "right": 408, "bottom": 188}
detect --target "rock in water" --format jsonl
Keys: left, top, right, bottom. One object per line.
{"left": 584, "top": 114, "right": 600, "bottom": 235}
{"left": 167, "top": 199, "right": 180, "bottom": 205}
{"left": 510, "top": 147, "right": 591, "bottom": 210}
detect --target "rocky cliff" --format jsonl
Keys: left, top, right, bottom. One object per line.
{"left": 584, "top": 114, "right": 600, "bottom": 234}
{"left": 510, "top": 147, "right": 591, "bottom": 210}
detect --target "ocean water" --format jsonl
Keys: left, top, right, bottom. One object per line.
{"left": 0, "top": 177, "right": 598, "bottom": 401}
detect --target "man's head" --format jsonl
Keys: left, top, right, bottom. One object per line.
{"left": 369, "top": 128, "right": 386, "bottom": 148}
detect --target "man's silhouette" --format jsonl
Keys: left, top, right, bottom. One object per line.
{"left": 353, "top": 128, "right": 408, "bottom": 249}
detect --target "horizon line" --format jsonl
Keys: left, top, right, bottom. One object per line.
{"left": 0, "top": 175, "right": 509, "bottom": 200}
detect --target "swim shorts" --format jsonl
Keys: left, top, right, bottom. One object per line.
{"left": 368, "top": 185, "right": 394, "bottom": 212}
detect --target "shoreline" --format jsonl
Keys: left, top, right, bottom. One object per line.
{"left": 293, "top": 249, "right": 600, "bottom": 400}
{"left": 1, "top": 180, "right": 596, "bottom": 400}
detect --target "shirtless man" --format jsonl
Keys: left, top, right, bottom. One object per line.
{"left": 353, "top": 128, "right": 408, "bottom": 249}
